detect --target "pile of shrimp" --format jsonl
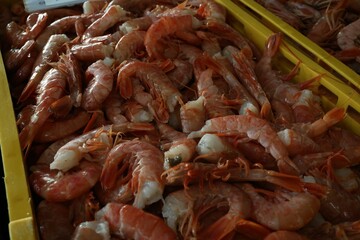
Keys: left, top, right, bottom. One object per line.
{"left": 3, "top": 0, "right": 360, "bottom": 239}
{"left": 255, "top": 0, "right": 360, "bottom": 74}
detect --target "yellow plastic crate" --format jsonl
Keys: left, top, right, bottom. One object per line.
{"left": 234, "top": 0, "right": 360, "bottom": 91}
{"left": 1, "top": 1, "right": 360, "bottom": 239}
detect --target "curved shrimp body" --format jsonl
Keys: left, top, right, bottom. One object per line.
{"left": 19, "top": 34, "right": 70, "bottom": 103}
{"left": 6, "top": 12, "right": 48, "bottom": 48}
{"left": 100, "top": 139, "right": 164, "bottom": 209}
{"left": 117, "top": 61, "right": 181, "bottom": 122}
{"left": 82, "top": 59, "right": 114, "bottom": 111}
{"left": 162, "top": 182, "right": 252, "bottom": 239}
{"left": 95, "top": 202, "right": 177, "bottom": 240}
{"left": 242, "top": 183, "right": 320, "bottom": 231}
{"left": 144, "top": 14, "right": 202, "bottom": 59}
{"left": 264, "top": 230, "right": 309, "bottom": 240}
{"left": 104, "top": 90, "right": 128, "bottom": 124}
{"left": 19, "top": 68, "right": 67, "bottom": 150}
{"left": 30, "top": 161, "right": 101, "bottom": 202}
{"left": 180, "top": 96, "right": 206, "bottom": 133}
{"left": 72, "top": 220, "right": 110, "bottom": 240}
{"left": 71, "top": 42, "right": 114, "bottom": 62}
{"left": 158, "top": 123, "right": 197, "bottom": 169}
{"left": 188, "top": 114, "right": 300, "bottom": 175}
{"left": 83, "top": 5, "right": 128, "bottom": 39}
{"left": 113, "top": 30, "right": 146, "bottom": 63}
{"left": 119, "top": 16, "right": 153, "bottom": 34}
{"left": 337, "top": 18, "right": 360, "bottom": 61}
{"left": 5, "top": 39, "right": 36, "bottom": 71}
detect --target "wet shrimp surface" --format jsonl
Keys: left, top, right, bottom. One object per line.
{"left": 2, "top": 0, "right": 360, "bottom": 239}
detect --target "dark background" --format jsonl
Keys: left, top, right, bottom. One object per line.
{"left": 1, "top": 150, "right": 10, "bottom": 240}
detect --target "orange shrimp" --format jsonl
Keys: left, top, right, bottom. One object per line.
{"left": 121, "top": 100, "right": 154, "bottom": 123}
{"left": 117, "top": 60, "right": 182, "bottom": 122}
{"left": 72, "top": 220, "right": 110, "bottom": 240}
{"left": 34, "top": 111, "right": 91, "bottom": 143}
{"left": 162, "top": 182, "right": 252, "bottom": 239}
{"left": 144, "top": 14, "right": 202, "bottom": 59}
{"left": 264, "top": 230, "right": 309, "bottom": 240}
{"left": 103, "top": 90, "right": 128, "bottom": 124}
{"left": 83, "top": 5, "right": 128, "bottom": 39}
{"left": 188, "top": 114, "right": 300, "bottom": 175}
{"left": 82, "top": 0, "right": 107, "bottom": 14}
{"left": 242, "top": 183, "right": 320, "bottom": 231}
{"left": 180, "top": 96, "right": 206, "bottom": 133}
{"left": 82, "top": 59, "right": 114, "bottom": 111}
{"left": 19, "top": 34, "right": 70, "bottom": 103}
{"left": 119, "top": 16, "right": 153, "bottom": 34}
{"left": 19, "top": 68, "right": 68, "bottom": 150}
{"left": 50, "top": 123, "right": 154, "bottom": 172}
{"left": 30, "top": 160, "right": 102, "bottom": 202}
{"left": 113, "top": 30, "right": 146, "bottom": 63}
{"left": 70, "top": 42, "right": 114, "bottom": 62}
{"left": 166, "top": 59, "right": 194, "bottom": 89}
{"left": 100, "top": 139, "right": 164, "bottom": 209}
{"left": 6, "top": 12, "right": 48, "bottom": 48}
{"left": 95, "top": 202, "right": 177, "bottom": 240}
{"left": 196, "top": 0, "right": 227, "bottom": 22}
{"left": 337, "top": 18, "right": 360, "bottom": 62}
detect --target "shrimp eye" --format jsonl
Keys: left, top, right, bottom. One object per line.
{"left": 167, "top": 155, "right": 182, "bottom": 167}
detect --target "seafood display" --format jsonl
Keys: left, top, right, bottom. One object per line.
{"left": 2, "top": 0, "right": 360, "bottom": 239}
{"left": 254, "top": 0, "right": 360, "bottom": 74}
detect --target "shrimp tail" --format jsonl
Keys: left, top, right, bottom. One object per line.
{"left": 236, "top": 219, "right": 271, "bottom": 240}
{"left": 197, "top": 216, "right": 238, "bottom": 240}
{"left": 262, "top": 171, "right": 304, "bottom": 192}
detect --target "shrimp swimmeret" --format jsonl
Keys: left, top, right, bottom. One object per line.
{"left": 188, "top": 114, "right": 300, "bottom": 175}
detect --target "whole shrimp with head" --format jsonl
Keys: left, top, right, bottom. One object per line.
{"left": 337, "top": 17, "right": 360, "bottom": 63}
{"left": 100, "top": 139, "right": 164, "bottom": 209}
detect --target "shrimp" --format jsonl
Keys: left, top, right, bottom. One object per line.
{"left": 70, "top": 42, "right": 114, "bottom": 62}
{"left": 11, "top": 51, "right": 38, "bottom": 85}
{"left": 5, "top": 12, "right": 48, "bottom": 48}
{"left": 82, "top": 0, "right": 107, "bottom": 14}
{"left": 19, "top": 34, "right": 70, "bottom": 103}
{"left": 117, "top": 60, "right": 182, "bottom": 122}
{"left": 162, "top": 182, "right": 252, "bottom": 239}
{"left": 337, "top": 18, "right": 360, "bottom": 62}
{"left": 144, "top": 14, "right": 202, "bottom": 59}
{"left": 37, "top": 201, "right": 75, "bottom": 240}
{"left": 35, "top": 15, "right": 79, "bottom": 50}
{"left": 57, "top": 51, "right": 83, "bottom": 107}
{"left": 121, "top": 100, "right": 154, "bottom": 123}
{"left": 306, "top": 0, "right": 347, "bottom": 45}
{"left": 95, "top": 202, "right": 177, "bottom": 240}
{"left": 158, "top": 122, "right": 197, "bottom": 169}
{"left": 113, "top": 30, "right": 146, "bottom": 63}
{"left": 4, "top": 39, "right": 36, "bottom": 71}
{"left": 30, "top": 160, "right": 102, "bottom": 202}
{"left": 264, "top": 230, "right": 309, "bottom": 240}
{"left": 83, "top": 5, "right": 128, "bottom": 39}
{"left": 82, "top": 59, "right": 114, "bottom": 111}
{"left": 166, "top": 59, "right": 194, "bottom": 89}
{"left": 180, "top": 96, "right": 206, "bottom": 133}
{"left": 100, "top": 139, "right": 164, "bottom": 209}
{"left": 196, "top": 0, "right": 227, "bottom": 22}
{"left": 119, "top": 16, "right": 153, "bottom": 34}
{"left": 195, "top": 68, "right": 235, "bottom": 118}
{"left": 50, "top": 123, "right": 154, "bottom": 172}
{"left": 241, "top": 183, "right": 320, "bottom": 231}
{"left": 34, "top": 111, "right": 91, "bottom": 143}
{"left": 223, "top": 45, "right": 273, "bottom": 119}
{"left": 188, "top": 114, "right": 300, "bottom": 175}
{"left": 103, "top": 90, "right": 128, "bottom": 124}
{"left": 72, "top": 221, "right": 111, "bottom": 240}
{"left": 19, "top": 68, "right": 68, "bottom": 150}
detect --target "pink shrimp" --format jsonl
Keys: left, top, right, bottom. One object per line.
{"left": 34, "top": 111, "right": 91, "bottom": 143}
{"left": 144, "top": 14, "right": 202, "bottom": 59}
{"left": 4, "top": 39, "right": 36, "bottom": 71}
{"left": 50, "top": 123, "right": 154, "bottom": 172}
{"left": 166, "top": 59, "right": 194, "bottom": 89}
{"left": 72, "top": 221, "right": 110, "bottom": 240}
{"left": 70, "top": 42, "right": 114, "bottom": 62}
{"left": 82, "top": 0, "right": 107, "bottom": 14}
{"left": 121, "top": 100, "right": 154, "bottom": 123}
{"left": 19, "top": 68, "right": 67, "bottom": 150}
{"left": 82, "top": 59, "right": 114, "bottom": 111}
{"left": 30, "top": 160, "right": 102, "bottom": 202}
{"left": 223, "top": 45, "right": 273, "bottom": 119}
{"left": 103, "top": 90, "right": 128, "bottom": 124}
{"left": 158, "top": 122, "right": 197, "bottom": 169}
{"left": 162, "top": 182, "right": 252, "bottom": 239}
{"left": 196, "top": 0, "right": 227, "bottom": 22}
{"left": 95, "top": 202, "right": 177, "bottom": 240}
{"left": 180, "top": 96, "right": 206, "bottom": 133}
{"left": 5, "top": 12, "right": 48, "bottom": 48}
{"left": 35, "top": 15, "right": 79, "bottom": 50}
{"left": 100, "top": 139, "right": 164, "bottom": 209}
{"left": 337, "top": 18, "right": 360, "bottom": 62}
{"left": 117, "top": 60, "right": 182, "bottom": 122}
{"left": 113, "top": 30, "right": 146, "bottom": 63}
{"left": 242, "top": 183, "right": 320, "bottom": 231}
{"left": 188, "top": 114, "right": 300, "bottom": 174}
{"left": 19, "top": 34, "right": 70, "bottom": 103}
{"left": 83, "top": 5, "right": 128, "bottom": 39}
{"left": 119, "top": 16, "right": 153, "bottom": 34}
